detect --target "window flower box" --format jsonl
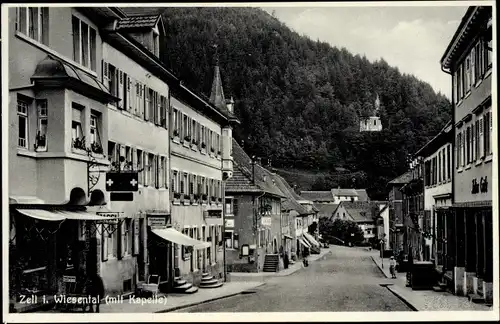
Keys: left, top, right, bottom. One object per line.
{"left": 211, "top": 196, "right": 217, "bottom": 204}
{"left": 191, "top": 139, "right": 198, "bottom": 150}
{"left": 193, "top": 194, "right": 200, "bottom": 203}
{"left": 172, "top": 130, "right": 180, "bottom": 143}
{"left": 201, "top": 194, "right": 208, "bottom": 204}
{"left": 91, "top": 142, "right": 104, "bottom": 155}
{"left": 72, "top": 137, "right": 86, "bottom": 151}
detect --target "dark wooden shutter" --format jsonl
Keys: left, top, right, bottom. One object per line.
{"left": 144, "top": 86, "right": 149, "bottom": 121}
{"left": 101, "top": 230, "right": 108, "bottom": 262}
{"left": 117, "top": 222, "right": 123, "bottom": 260}
{"left": 233, "top": 198, "right": 239, "bottom": 216}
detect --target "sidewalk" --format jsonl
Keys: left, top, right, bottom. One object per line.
{"left": 230, "top": 247, "right": 332, "bottom": 282}
{"left": 99, "top": 281, "right": 264, "bottom": 313}
{"left": 370, "top": 252, "right": 491, "bottom": 311}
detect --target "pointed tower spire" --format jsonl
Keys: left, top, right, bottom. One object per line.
{"left": 210, "top": 44, "right": 227, "bottom": 111}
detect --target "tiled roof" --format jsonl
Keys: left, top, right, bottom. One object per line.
{"left": 314, "top": 203, "right": 339, "bottom": 218}
{"left": 341, "top": 201, "right": 387, "bottom": 223}
{"left": 355, "top": 189, "right": 370, "bottom": 201}
{"left": 300, "top": 191, "right": 334, "bottom": 202}
{"left": 271, "top": 174, "right": 309, "bottom": 215}
{"left": 226, "top": 140, "right": 285, "bottom": 198}
{"left": 388, "top": 171, "right": 412, "bottom": 185}
{"left": 331, "top": 188, "right": 359, "bottom": 197}
{"left": 117, "top": 15, "right": 160, "bottom": 30}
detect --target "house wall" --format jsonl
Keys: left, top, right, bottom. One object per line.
{"left": 8, "top": 7, "right": 109, "bottom": 204}
{"left": 333, "top": 195, "right": 359, "bottom": 204}
{"left": 452, "top": 30, "right": 493, "bottom": 204}
{"left": 225, "top": 194, "right": 267, "bottom": 272}
{"left": 332, "top": 204, "right": 349, "bottom": 220}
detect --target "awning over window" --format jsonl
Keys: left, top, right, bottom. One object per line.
{"left": 298, "top": 237, "right": 311, "bottom": 248}
{"left": 17, "top": 209, "right": 124, "bottom": 222}
{"left": 303, "top": 232, "right": 321, "bottom": 248}
{"left": 151, "top": 228, "right": 210, "bottom": 249}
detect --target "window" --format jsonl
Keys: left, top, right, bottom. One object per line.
{"left": 474, "top": 42, "right": 482, "bottom": 82}
{"left": 373, "top": 119, "right": 376, "bottom": 126}
{"left": 122, "top": 219, "right": 132, "bottom": 256}
{"left": 225, "top": 198, "right": 233, "bottom": 215}
{"left": 34, "top": 99, "right": 48, "bottom": 151}
{"left": 447, "top": 145, "right": 451, "bottom": 180}
{"left": 182, "top": 115, "right": 188, "bottom": 140}
{"left": 456, "top": 66, "right": 463, "bottom": 100}
{"left": 89, "top": 113, "right": 102, "bottom": 151}
{"left": 71, "top": 103, "right": 84, "bottom": 149}
{"left": 484, "top": 111, "right": 491, "bottom": 156}
{"left": 466, "top": 126, "right": 471, "bottom": 164}
{"left": 172, "top": 109, "right": 179, "bottom": 135}
{"left": 465, "top": 56, "right": 471, "bottom": 93}
{"left": 460, "top": 131, "right": 465, "bottom": 167}
{"left": 16, "top": 7, "right": 49, "bottom": 45}
{"left": 17, "top": 98, "right": 29, "bottom": 148}
{"left": 224, "top": 231, "right": 233, "bottom": 249}
{"left": 437, "top": 152, "right": 441, "bottom": 182}
{"left": 72, "top": 16, "right": 96, "bottom": 71}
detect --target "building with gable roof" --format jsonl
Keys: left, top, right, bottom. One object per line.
{"left": 440, "top": 6, "right": 492, "bottom": 303}
{"left": 225, "top": 140, "right": 286, "bottom": 272}
{"left": 387, "top": 171, "right": 412, "bottom": 254}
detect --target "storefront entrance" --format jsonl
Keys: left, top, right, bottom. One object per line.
{"left": 147, "top": 229, "right": 171, "bottom": 287}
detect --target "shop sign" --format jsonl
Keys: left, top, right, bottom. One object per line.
{"left": 148, "top": 216, "right": 166, "bottom": 227}
{"left": 63, "top": 275, "right": 76, "bottom": 283}
{"left": 261, "top": 216, "right": 272, "bottom": 226}
{"left": 225, "top": 219, "right": 234, "bottom": 228}
{"left": 96, "top": 212, "right": 120, "bottom": 224}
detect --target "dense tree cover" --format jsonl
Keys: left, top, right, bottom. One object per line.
{"left": 160, "top": 7, "right": 451, "bottom": 199}
{"left": 319, "top": 218, "right": 365, "bottom": 246}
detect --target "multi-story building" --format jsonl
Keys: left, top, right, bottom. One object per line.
{"left": 387, "top": 172, "right": 411, "bottom": 254}
{"left": 7, "top": 6, "right": 132, "bottom": 310}
{"left": 99, "top": 9, "right": 178, "bottom": 296}
{"left": 413, "top": 121, "right": 453, "bottom": 270}
{"left": 270, "top": 173, "right": 312, "bottom": 261}
{"left": 7, "top": 6, "right": 239, "bottom": 309}
{"left": 168, "top": 59, "right": 238, "bottom": 287}
{"left": 331, "top": 201, "right": 387, "bottom": 245}
{"left": 440, "top": 6, "right": 493, "bottom": 303}
{"left": 400, "top": 157, "right": 425, "bottom": 262}
{"left": 225, "top": 140, "right": 286, "bottom": 272}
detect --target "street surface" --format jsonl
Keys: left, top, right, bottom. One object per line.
{"left": 175, "top": 246, "right": 412, "bottom": 312}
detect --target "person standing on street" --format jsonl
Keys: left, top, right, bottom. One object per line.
{"left": 389, "top": 256, "right": 397, "bottom": 279}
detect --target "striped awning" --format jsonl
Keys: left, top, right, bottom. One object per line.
{"left": 298, "top": 237, "right": 311, "bottom": 248}
{"left": 151, "top": 228, "right": 210, "bottom": 249}
{"left": 303, "top": 232, "right": 321, "bottom": 248}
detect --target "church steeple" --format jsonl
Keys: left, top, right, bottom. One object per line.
{"left": 210, "top": 44, "right": 227, "bottom": 111}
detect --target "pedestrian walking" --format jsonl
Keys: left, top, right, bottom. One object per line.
{"left": 284, "top": 252, "right": 289, "bottom": 269}
{"left": 389, "top": 256, "right": 397, "bottom": 279}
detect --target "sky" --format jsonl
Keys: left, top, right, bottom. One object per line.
{"left": 261, "top": 5, "right": 469, "bottom": 99}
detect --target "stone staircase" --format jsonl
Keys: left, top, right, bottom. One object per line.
{"left": 262, "top": 254, "right": 279, "bottom": 272}
{"left": 199, "top": 272, "right": 224, "bottom": 289}
{"left": 172, "top": 277, "right": 198, "bottom": 294}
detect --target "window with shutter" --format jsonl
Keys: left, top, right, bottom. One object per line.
{"left": 233, "top": 198, "right": 239, "bottom": 216}
{"left": 144, "top": 87, "right": 150, "bottom": 121}
{"left": 489, "top": 111, "right": 492, "bottom": 155}
{"left": 102, "top": 61, "right": 109, "bottom": 90}
{"left": 118, "top": 70, "right": 124, "bottom": 109}
{"left": 471, "top": 48, "right": 476, "bottom": 86}
{"left": 127, "top": 76, "right": 132, "bottom": 112}
{"left": 478, "top": 118, "right": 484, "bottom": 158}
{"left": 133, "top": 219, "right": 140, "bottom": 255}
{"left": 483, "top": 114, "right": 489, "bottom": 156}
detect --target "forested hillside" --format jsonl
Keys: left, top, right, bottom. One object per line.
{"left": 160, "top": 7, "right": 452, "bottom": 199}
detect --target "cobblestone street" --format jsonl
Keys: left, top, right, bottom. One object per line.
{"left": 174, "top": 246, "right": 412, "bottom": 312}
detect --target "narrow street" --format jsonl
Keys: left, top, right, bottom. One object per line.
{"left": 174, "top": 246, "right": 412, "bottom": 312}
